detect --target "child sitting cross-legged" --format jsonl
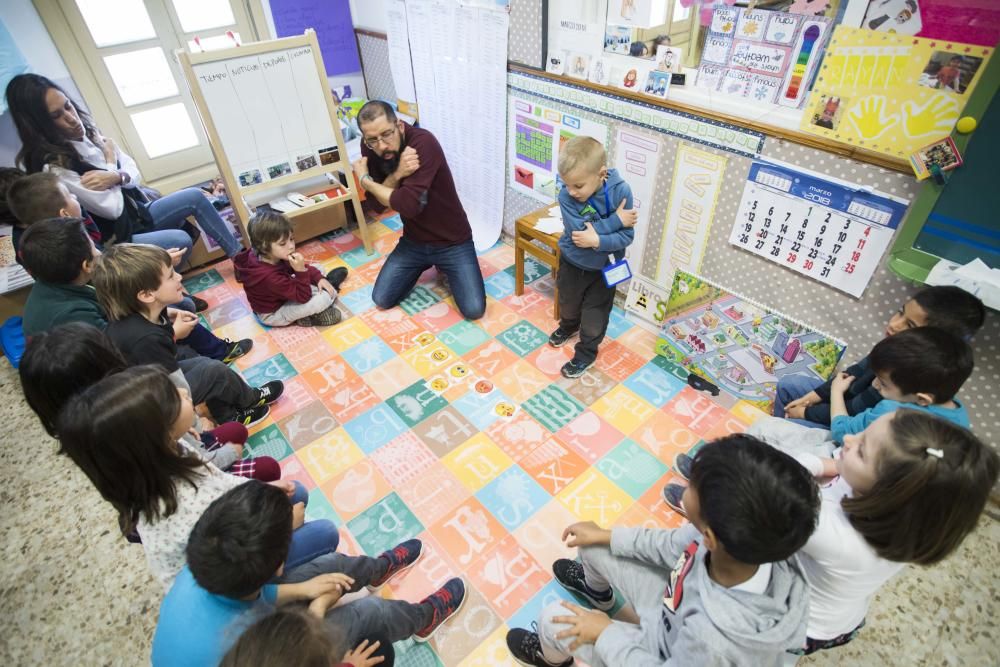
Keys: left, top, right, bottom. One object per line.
{"left": 665, "top": 326, "right": 974, "bottom": 500}
{"left": 153, "top": 481, "right": 467, "bottom": 666}
{"left": 93, "top": 243, "right": 281, "bottom": 426}
{"left": 507, "top": 434, "right": 820, "bottom": 667}
{"left": 234, "top": 210, "right": 348, "bottom": 327}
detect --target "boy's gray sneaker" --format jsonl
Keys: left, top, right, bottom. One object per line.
{"left": 548, "top": 327, "right": 578, "bottom": 348}
{"left": 662, "top": 483, "right": 688, "bottom": 517}
{"left": 674, "top": 452, "right": 694, "bottom": 481}
{"left": 552, "top": 558, "right": 615, "bottom": 611}
{"left": 295, "top": 305, "right": 342, "bottom": 327}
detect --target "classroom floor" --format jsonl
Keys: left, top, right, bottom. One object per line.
{"left": 1, "top": 212, "right": 997, "bottom": 665}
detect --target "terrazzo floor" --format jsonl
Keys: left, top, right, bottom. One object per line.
{"left": 1, "top": 213, "right": 997, "bottom": 666}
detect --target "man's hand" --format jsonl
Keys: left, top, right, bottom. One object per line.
{"left": 288, "top": 251, "right": 307, "bottom": 273}
{"left": 831, "top": 372, "right": 855, "bottom": 396}
{"left": 571, "top": 222, "right": 600, "bottom": 249}
{"left": 352, "top": 157, "right": 369, "bottom": 187}
{"left": 317, "top": 278, "right": 336, "bottom": 297}
{"left": 552, "top": 600, "right": 613, "bottom": 651}
{"left": 616, "top": 198, "right": 638, "bottom": 228}
{"left": 562, "top": 521, "right": 612, "bottom": 548}
{"left": 167, "top": 247, "right": 186, "bottom": 267}
{"left": 171, "top": 310, "right": 198, "bottom": 340}
{"left": 394, "top": 146, "right": 420, "bottom": 180}
{"left": 342, "top": 639, "right": 385, "bottom": 667}
{"left": 292, "top": 502, "right": 305, "bottom": 530}
{"left": 80, "top": 170, "right": 121, "bottom": 191}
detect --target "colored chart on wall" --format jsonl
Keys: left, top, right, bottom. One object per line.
{"left": 507, "top": 96, "right": 610, "bottom": 203}
{"left": 801, "top": 26, "right": 993, "bottom": 159}
{"left": 728, "top": 160, "right": 909, "bottom": 298}
{"left": 655, "top": 270, "right": 847, "bottom": 411}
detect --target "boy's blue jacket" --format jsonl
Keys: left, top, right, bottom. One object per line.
{"left": 557, "top": 168, "right": 635, "bottom": 271}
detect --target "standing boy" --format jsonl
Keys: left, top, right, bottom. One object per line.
{"left": 549, "top": 136, "right": 636, "bottom": 378}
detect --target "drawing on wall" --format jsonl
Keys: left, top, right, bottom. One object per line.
{"left": 656, "top": 270, "right": 847, "bottom": 411}
{"left": 801, "top": 27, "right": 993, "bottom": 158}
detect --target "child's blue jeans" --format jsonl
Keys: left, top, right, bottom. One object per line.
{"left": 773, "top": 375, "right": 827, "bottom": 429}
{"left": 286, "top": 480, "right": 340, "bottom": 569}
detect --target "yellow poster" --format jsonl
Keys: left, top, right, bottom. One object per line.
{"left": 801, "top": 27, "right": 992, "bottom": 159}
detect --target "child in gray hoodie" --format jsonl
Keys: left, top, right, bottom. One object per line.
{"left": 506, "top": 434, "right": 819, "bottom": 666}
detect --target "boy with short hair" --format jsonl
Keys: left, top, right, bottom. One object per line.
{"left": 549, "top": 136, "right": 636, "bottom": 379}
{"left": 775, "top": 285, "right": 985, "bottom": 428}
{"left": 507, "top": 434, "right": 819, "bottom": 666}
{"left": 94, "top": 243, "right": 281, "bottom": 426}
{"left": 153, "top": 481, "right": 466, "bottom": 666}
{"left": 234, "top": 210, "right": 347, "bottom": 327}
{"left": 6, "top": 172, "right": 102, "bottom": 253}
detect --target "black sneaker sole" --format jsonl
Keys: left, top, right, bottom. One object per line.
{"left": 548, "top": 331, "right": 578, "bottom": 348}
{"left": 366, "top": 548, "right": 424, "bottom": 592}
{"left": 414, "top": 581, "right": 467, "bottom": 643}
{"left": 553, "top": 561, "right": 615, "bottom": 612}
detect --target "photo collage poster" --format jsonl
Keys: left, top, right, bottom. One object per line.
{"left": 695, "top": 6, "right": 831, "bottom": 108}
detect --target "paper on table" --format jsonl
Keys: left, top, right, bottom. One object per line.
{"left": 534, "top": 217, "right": 564, "bottom": 235}
{"left": 549, "top": 205, "right": 562, "bottom": 218}
{"left": 926, "top": 258, "right": 1000, "bottom": 311}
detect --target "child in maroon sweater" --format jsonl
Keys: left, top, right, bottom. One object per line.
{"left": 234, "top": 211, "right": 347, "bottom": 327}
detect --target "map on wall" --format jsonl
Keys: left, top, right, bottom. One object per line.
{"left": 655, "top": 270, "right": 847, "bottom": 412}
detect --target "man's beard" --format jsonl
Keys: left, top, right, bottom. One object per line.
{"left": 375, "top": 132, "right": 407, "bottom": 175}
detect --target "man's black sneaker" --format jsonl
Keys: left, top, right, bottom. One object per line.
{"left": 326, "top": 267, "right": 349, "bottom": 290}
{"left": 221, "top": 338, "right": 253, "bottom": 364}
{"left": 506, "top": 626, "right": 574, "bottom": 667}
{"left": 548, "top": 327, "right": 578, "bottom": 348}
{"left": 552, "top": 559, "right": 615, "bottom": 611}
{"left": 253, "top": 380, "right": 284, "bottom": 407}
{"left": 233, "top": 404, "right": 269, "bottom": 428}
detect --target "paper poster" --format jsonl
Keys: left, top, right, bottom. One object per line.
{"left": 728, "top": 160, "right": 909, "bottom": 298}
{"left": 385, "top": 0, "right": 417, "bottom": 103}
{"left": 655, "top": 270, "right": 847, "bottom": 411}
{"left": 654, "top": 143, "right": 728, "bottom": 284}
{"left": 654, "top": 45, "right": 683, "bottom": 73}
{"left": 614, "top": 128, "right": 664, "bottom": 272}
{"left": 606, "top": 0, "right": 668, "bottom": 29}
{"left": 801, "top": 27, "right": 992, "bottom": 159}
{"left": 623, "top": 276, "right": 670, "bottom": 332}
{"left": 841, "top": 0, "right": 1000, "bottom": 48}
{"left": 270, "top": 0, "right": 360, "bottom": 76}
{"left": 508, "top": 96, "right": 610, "bottom": 203}
{"left": 696, "top": 7, "right": 828, "bottom": 108}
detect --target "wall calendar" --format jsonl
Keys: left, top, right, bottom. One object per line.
{"left": 729, "top": 160, "right": 909, "bottom": 298}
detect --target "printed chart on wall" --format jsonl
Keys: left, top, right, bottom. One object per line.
{"left": 801, "top": 26, "right": 993, "bottom": 159}
{"left": 656, "top": 270, "right": 847, "bottom": 411}
{"left": 508, "top": 96, "right": 609, "bottom": 203}
{"left": 191, "top": 47, "right": 338, "bottom": 188}
{"left": 729, "top": 160, "right": 909, "bottom": 298}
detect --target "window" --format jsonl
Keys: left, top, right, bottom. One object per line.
{"left": 37, "top": 0, "right": 258, "bottom": 182}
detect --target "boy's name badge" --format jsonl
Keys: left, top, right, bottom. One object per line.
{"left": 603, "top": 258, "right": 632, "bottom": 287}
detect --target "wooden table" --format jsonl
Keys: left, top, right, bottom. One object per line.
{"left": 514, "top": 206, "right": 563, "bottom": 319}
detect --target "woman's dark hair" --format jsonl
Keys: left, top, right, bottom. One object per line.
{"left": 19, "top": 323, "right": 127, "bottom": 442}
{"left": 220, "top": 609, "right": 346, "bottom": 667}
{"left": 56, "top": 366, "right": 204, "bottom": 529}
{"left": 843, "top": 411, "right": 999, "bottom": 565}
{"left": 5, "top": 73, "right": 99, "bottom": 173}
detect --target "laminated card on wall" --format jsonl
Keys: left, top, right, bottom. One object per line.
{"left": 728, "top": 160, "right": 909, "bottom": 298}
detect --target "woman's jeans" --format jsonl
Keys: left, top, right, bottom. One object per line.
{"left": 148, "top": 187, "right": 242, "bottom": 257}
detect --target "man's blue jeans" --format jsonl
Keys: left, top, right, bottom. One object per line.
{"left": 773, "top": 374, "right": 827, "bottom": 429}
{"left": 373, "top": 236, "right": 486, "bottom": 319}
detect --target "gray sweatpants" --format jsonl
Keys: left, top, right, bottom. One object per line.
{"left": 538, "top": 544, "right": 666, "bottom": 666}
{"left": 178, "top": 356, "right": 259, "bottom": 423}
{"left": 280, "top": 552, "right": 431, "bottom": 651}
{"left": 747, "top": 416, "right": 837, "bottom": 458}
{"left": 258, "top": 287, "right": 335, "bottom": 327}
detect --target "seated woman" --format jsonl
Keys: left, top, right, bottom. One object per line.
{"left": 5, "top": 74, "right": 242, "bottom": 261}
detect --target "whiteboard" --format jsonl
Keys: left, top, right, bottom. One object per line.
{"left": 190, "top": 44, "right": 339, "bottom": 186}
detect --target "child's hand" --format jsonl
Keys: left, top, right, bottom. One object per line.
{"left": 394, "top": 146, "right": 421, "bottom": 180}
{"left": 292, "top": 501, "right": 306, "bottom": 530}
{"left": 299, "top": 572, "right": 355, "bottom": 602}
{"left": 317, "top": 278, "right": 336, "bottom": 297}
{"left": 562, "top": 521, "right": 612, "bottom": 548}
{"left": 570, "top": 222, "right": 600, "bottom": 249}
{"left": 831, "top": 372, "right": 855, "bottom": 395}
{"left": 342, "top": 639, "right": 385, "bottom": 667}
{"left": 171, "top": 311, "right": 198, "bottom": 340}
{"left": 288, "top": 252, "right": 307, "bottom": 273}
{"left": 228, "top": 443, "right": 244, "bottom": 459}
{"left": 785, "top": 391, "right": 820, "bottom": 412}
{"left": 552, "top": 600, "right": 613, "bottom": 650}
{"left": 166, "top": 247, "right": 186, "bottom": 267}
{"left": 616, "top": 198, "right": 638, "bottom": 228}
{"left": 269, "top": 479, "right": 296, "bottom": 497}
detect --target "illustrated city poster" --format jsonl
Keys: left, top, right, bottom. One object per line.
{"left": 655, "top": 270, "right": 847, "bottom": 411}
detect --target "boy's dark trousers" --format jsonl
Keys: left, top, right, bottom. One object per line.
{"left": 557, "top": 257, "right": 616, "bottom": 365}
{"left": 177, "top": 355, "right": 258, "bottom": 422}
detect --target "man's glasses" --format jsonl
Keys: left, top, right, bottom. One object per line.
{"left": 363, "top": 127, "right": 398, "bottom": 148}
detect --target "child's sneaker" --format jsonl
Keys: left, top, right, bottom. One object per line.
{"left": 232, "top": 404, "right": 270, "bottom": 428}
{"left": 326, "top": 267, "right": 349, "bottom": 290}
{"left": 295, "top": 305, "right": 342, "bottom": 327}
{"left": 189, "top": 294, "right": 210, "bottom": 312}
{"left": 221, "top": 338, "right": 253, "bottom": 364}
{"left": 548, "top": 327, "right": 578, "bottom": 348}
{"left": 560, "top": 358, "right": 592, "bottom": 379}
{"left": 252, "top": 381, "right": 284, "bottom": 407}
{"left": 415, "top": 577, "right": 466, "bottom": 642}
{"left": 674, "top": 452, "right": 694, "bottom": 481}
{"left": 662, "top": 483, "right": 688, "bottom": 517}
{"left": 552, "top": 559, "right": 615, "bottom": 611}
{"left": 506, "top": 627, "right": 574, "bottom": 667}
{"left": 367, "top": 538, "right": 423, "bottom": 591}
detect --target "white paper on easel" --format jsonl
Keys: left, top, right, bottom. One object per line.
{"left": 385, "top": 0, "right": 417, "bottom": 103}
{"left": 927, "top": 258, "right": 1000, "bottom": 311}
{"left": 614, "top": 128, "right": 663, "bottom": 277}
